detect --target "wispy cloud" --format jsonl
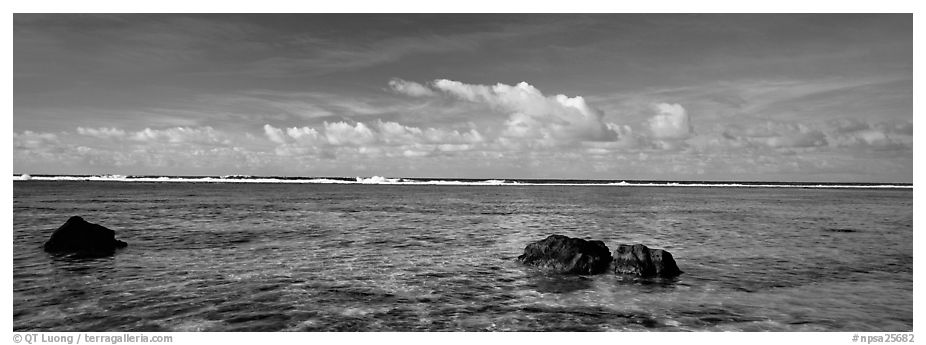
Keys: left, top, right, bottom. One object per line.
{"left": 13, "top": 131, "right": 61, "bottom": 154}
{"left": 185, "top": 17, "right": 579, "bottom": 78}
{"left": 721, "top": 122, "right": 828, "bottom": 149}
{"left": 13, "top": 14, "right": 912, "bottom": 182}
{"left": 389, "top": 78, "right": 436, "bottom": 97}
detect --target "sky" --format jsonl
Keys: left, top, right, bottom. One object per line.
{"left": 13, "top": 14, "right": 913, "bottom": 182}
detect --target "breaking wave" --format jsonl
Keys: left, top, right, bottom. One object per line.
{"left": 10, "top": 174, "right": 911, "bottom": 189}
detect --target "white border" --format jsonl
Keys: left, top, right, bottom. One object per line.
{"left": 6, "top": 3, "right": 920, "bottom": 344}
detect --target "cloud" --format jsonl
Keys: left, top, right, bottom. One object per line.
{"left": 77, "top": 126, "right": 231, "bottom": 145}
{"left": 130, "top": 126, "right": 230, "bottom": 145}
{"left": 262, "top": 120, "right": 486, "bottom": 157}
{"left": 722, "top": 122, "right": 827, "bottom": 149}
{"left": 14, "top": 131, "right": 68, "bottom": 168}
{"left": 263, "top": 124, "right": 327, "bottom": 156}
{"left": 324, "top": 122, "right": 377, "bottom": 146}
{"left": 389, "top": 79, "right": 716, "bottom": 152}
{"left": 376, "top": 120, "right": 484, "bottom": 145}
{"left": 236, "top": 19, "right": 585, "bottom": 78}
{"left": 15, "top": 127, "right": 268, "bottom": 175}
{"left": 823, "top": 119, "right": 912, "bottom": 149}
{"left": 376, "top": 121, "right": 424, "bottom": 144}
{"left": 648, "top": 103, "right": 692, "bottom": 139}
{"left": 719, "top": 119, "right": 913, "bottom": 151}
{"left": 77, "top": 127, "right": 127, "bottom": 139}
{"left": 764, "top": 130, "right": 827, "bottom": 148}
{"left": 423, "top": 79, "right": 623, "bottom": 145}
{"left": 14, "top": 130, "right": 60, "bottom": 149}
{"left": 389, "top": 78, "right": 436, "bottom": 97}
{"left": 212, "top": 89, "right": 426, "bottom": 120}
{"left": 263, "top": 124, "right": 288, "bottom": 145}
{"left": 285, "top": 126, "right": 323, "bottom": 144}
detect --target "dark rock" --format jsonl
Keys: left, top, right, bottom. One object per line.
{"left": 823, "top": 228, "right": 857, "bottom": 233}
{"left": 43, "top": 216, "right": 127, "bottom": 257}
{"left": 516, "top": 235, "right": 612, "bottom": 275}
{"left": 611, "top": 244, "right": 682, "bottom": 277}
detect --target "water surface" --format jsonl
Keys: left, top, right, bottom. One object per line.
{"left": 13, "top": 181, "right": 913, "bottom": 331}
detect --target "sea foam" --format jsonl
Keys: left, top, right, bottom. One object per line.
{"left": 11, "top": 174, "right": 911, "bottom": 188}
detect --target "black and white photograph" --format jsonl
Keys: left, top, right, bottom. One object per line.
{"left": 10, "top": 4, "right": 916, "bottom": 340}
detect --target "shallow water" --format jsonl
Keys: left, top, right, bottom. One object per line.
{"left": 13, "top": 181, "right": 912, "bottom": 331}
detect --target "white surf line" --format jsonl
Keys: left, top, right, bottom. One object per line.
{"left": 11, "top": 175, "right": 912, "bottom": 188}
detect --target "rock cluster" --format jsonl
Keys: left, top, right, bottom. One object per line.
{"left": 517, "top": 234, "right": 682, "bottom": 277}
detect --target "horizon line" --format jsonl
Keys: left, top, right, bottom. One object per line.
{"left": 11, "top": 173, "right": 913, "bottom": 186}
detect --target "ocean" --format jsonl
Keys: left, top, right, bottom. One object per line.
{"left": 12, "top": 179, "right": 913, "bottom": 331}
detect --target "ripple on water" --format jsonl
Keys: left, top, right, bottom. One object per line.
{"left": 13, "top": 183, "right": 913, "bottom": 331}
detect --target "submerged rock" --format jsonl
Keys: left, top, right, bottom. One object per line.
{"left": 611, "top": 244, "right": 682, "bottom": 277}
{"left": 43, "top": 216, "right": 127, "bottom": 257}
{"left": 516, "top": 235, "right": 612, "bottom": 275}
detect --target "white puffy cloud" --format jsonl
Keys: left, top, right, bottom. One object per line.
{"left": 375, "top": 120, "right": 421, "bottom": 144}
{"left": 77, "top": 127, "right": 127, "bottom": 139}
{"left": 373, "top": 120, "right": 484, "bottom": 145}
{"left": 264, "top": 121, "right": 484, "bottom": 148}
{"left": 324, "top": 121, "right": 377, "bottom": 146}
{"left": 129, "top": 126, "right": 229, "bottom": 145}
{"left": 389, "top": 79, "right": 713, "bottom": 152}
{"left": 261, "top": 120, "right": 486, "bottom": 157}
{"left": 388, "top": 78, "right": 436, "bottom": 97}
{"left": 429, "top": 79, "right": 622, "bottom": 144}
{"left": 285, "top": 126, "right": 323, "bottom": 144}
{"left": 424, "top": 127, "right": 484, "bottom": 145}
{"left": 263, "top": 124, "right": 325, "bottom": 149}
{"left": 648, "top": 103, "right": 692, "bottom": 140}
{"left": 263, "top": 124, "right": 288, "bottom": 144}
